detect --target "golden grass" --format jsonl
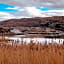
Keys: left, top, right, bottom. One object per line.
{"left": 0, "top": 41, "right": 64, "bottom": 64}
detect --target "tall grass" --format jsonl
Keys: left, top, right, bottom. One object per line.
{"left": 0, "top": 40, "right": 64, "bottom": 64}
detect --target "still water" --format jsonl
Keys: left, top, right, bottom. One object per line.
{"left": 7, "top": 35, "right": 64, "bottom": 44}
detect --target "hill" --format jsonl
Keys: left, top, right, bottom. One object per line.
{"left": 0, "top": 16, "right": 64, "bottom": 38}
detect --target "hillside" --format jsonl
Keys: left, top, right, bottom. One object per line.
{"left": 0, "top": 16, "right": 64, "bottom": 38}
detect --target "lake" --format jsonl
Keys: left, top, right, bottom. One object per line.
{"left": 7, "top": 35, "right": 64, "bottom": 44}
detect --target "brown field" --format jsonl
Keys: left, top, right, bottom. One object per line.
{"left": 0, "top": 39, "right": 64, "bottom": 64}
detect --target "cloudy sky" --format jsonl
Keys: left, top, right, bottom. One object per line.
{"left": 0, "top": 0, "right": 64, "bottom": 21}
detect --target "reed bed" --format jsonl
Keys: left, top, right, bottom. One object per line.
{"left": 0, "top": 39, "right": 64, "bottom": 64}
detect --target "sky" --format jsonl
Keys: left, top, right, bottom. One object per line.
{"left": 0, "top": 0, "right": 64, "bottom": 21}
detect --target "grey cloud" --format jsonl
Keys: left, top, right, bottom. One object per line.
{"left": 0, "top": 0, "right": 64, "bottom": 21}
{"left": 0, "top": 0, "right": 64, "bottom": 8}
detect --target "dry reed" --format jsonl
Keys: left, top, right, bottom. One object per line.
{"left": 0, "top": 40, "right": 63, "bottom": 64}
